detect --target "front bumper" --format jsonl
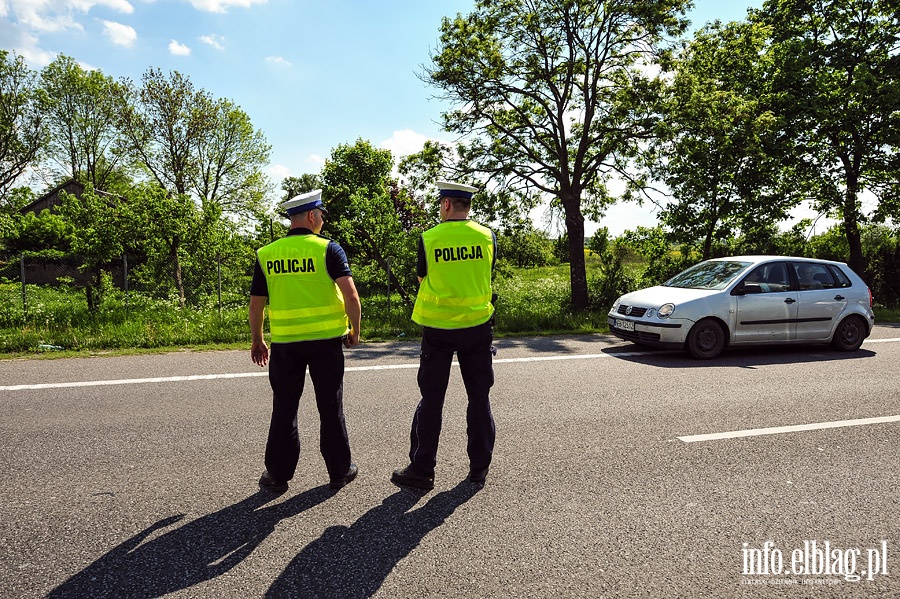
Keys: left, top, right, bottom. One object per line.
{"left": 607, "top": 314, "right": 687, "bottom": 348}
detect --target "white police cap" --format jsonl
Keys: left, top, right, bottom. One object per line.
{"left": 436, "top": 180, "right": 478, "bottom": 199}
{"left": 280, "top": 189, "right": 327, "bottom": 216}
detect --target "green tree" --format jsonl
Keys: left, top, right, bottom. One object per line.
{"left": 646, "top": 20, "right": 796, "bottom": 259}
{"left": 124, "top": 183, "right": 200, "bottom": 308}
{"left": 0, "top": 51, "right": 45, "bottom": 203}
{"left": 280, "top": 174, "right": 321, "bottom": 200}
{"left": 38, "top": 55, "right": 127, "bottom": 191}
{"left": 118, "top": 68, "right": 206, "bottom": 198}
{"left": 321, "top": 139, "right": 423, "bottom": 303}
{"left": 498, "top": 224, "right": 554, "bottom": 267}
{"left": 57, "top": 185, "right": 129, "bottom": 309}
{"left": 426, "top": 0, "right": 690, "bottom": 309}
{"left": 6, "top": 210, "right": 74, "bottom": 254}
{"left": 193, "top": 98, "right": 272, "bottom": 218}
{"left": 753, "top": 0, "right": 900, "bottom": 276}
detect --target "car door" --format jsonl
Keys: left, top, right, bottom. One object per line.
{"left": 791, "top": 262, "right": 848, "bottom": 340}
{"left": 732, "top": 262, "right": 798, "bottom": 343}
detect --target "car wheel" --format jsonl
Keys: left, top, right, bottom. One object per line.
{"left": 686, "top": 318, "right": 726, "bottom": 360}
{"left": 831, "top": 315, "right": 866, "bottom": 351}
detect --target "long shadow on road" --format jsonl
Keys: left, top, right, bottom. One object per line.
{"left": 47, "top": 486, "right": 334, "bottom": 599}
{"left": 265, "top": 481, "right": 481, "bottom": 599}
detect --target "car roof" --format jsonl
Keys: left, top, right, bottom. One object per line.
{"left": 708, "top": 255, "right": 849, "bottom": 267}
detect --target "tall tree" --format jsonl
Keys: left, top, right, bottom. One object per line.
{"left": 426, "top": 0, "right": 690, "bottom": 309}
{"left": 321, "top": 139, "right": 424, "bottom": 303}
{"left": 0, "top": 50, "right": 45, "bottom": 202}
{"left": 119, "top": 69, "right": 271, "bottom": 219}
{"left": 753, "top": 0, "right": 900, "bottom": 276}
{"left": 118, "top": 68, "right": 210, "bottom": 198}
{"left": 38, "top": 55, "right": 126, "bottom": 191}
{"left": 280, "top": 174, "right": 321, "bottom": 200}
{"left": 193, "top": 98, "right": 272, "bottom": 217}
{"left": 645, "top": 20, "right": 795, "bottom": 259}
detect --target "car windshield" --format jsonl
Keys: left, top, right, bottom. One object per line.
{"left": 664, "top": 260, "right": 752, "bottom": 290}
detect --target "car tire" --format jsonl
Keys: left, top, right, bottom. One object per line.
{"left": 831, "top": 315, "right": 866, "bottom": 351}
{"left": 686, "top": 318, "right": 726, "bottom": 360}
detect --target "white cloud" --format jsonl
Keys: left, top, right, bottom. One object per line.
{"left": 199, "top": 33, "right": 225, "bottom": 50}
{"left": 380, "top": 129, "right": 433, "bottom": 159}
{"left": 0, "top": 19, "right": 56, "bottom": 66}
{"left": 307, "top": 154, "right": 326, "bottom": 167}
{"left": 74, "top": 0, "right": 134, "bottom": 13}
{"left": 265, "top": 56, "right": 291, "bottom": 67}
{"left": 5, "top": 0, "right": 133, "bottom": 32}
{"left": 101, "top": 20, "right": 136, "bottom": 46}
{"left": 187, "top": 0, "right": 267, "bottom": 13}
{"left": 267, "top": 164, "right": 291, "bottom": 181}
{"left": 168, "top": 40, "right": 191, "bottom": 56}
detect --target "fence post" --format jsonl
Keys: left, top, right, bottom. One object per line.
{"left": 217, "top": 257, "right": 222, "bottom": 315}
{"left": 123, "top": 254, "right": 129, "bottom": 313}
{"left": 20, "top": 254, "right": 26, "bottom": 321}
{"left": 386, "top": 257, "right": 391, "bottom": 328}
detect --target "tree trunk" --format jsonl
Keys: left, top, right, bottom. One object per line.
{"left": 563, "top": 199, "right": 589, "bottom": 310}
{"left": 843, "top": 187, "right": 865, "bottom": 277}
{"left": 355, "top": 227, "right": 412, "bottom": 305}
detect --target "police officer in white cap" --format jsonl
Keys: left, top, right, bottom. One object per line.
{"left": 249, "top": 189, "right": 361, "bottom": 493}
{"left": 392, "top": 181, "right": 497, "bottom": 490}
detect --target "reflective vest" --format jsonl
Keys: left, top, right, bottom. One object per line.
{"left": 257, "top": 235, "right": 349, "bottom": 342}
{"left": 412, "top": 220, "right": 494, "bottom": 329}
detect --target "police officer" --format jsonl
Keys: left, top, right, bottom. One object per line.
{"left": 392, "top": 181, "right": 497, "bottom": 490}
{"left": 249, "top": 189, "right": 361, "bottom": 493}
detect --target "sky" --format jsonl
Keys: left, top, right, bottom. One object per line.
{"left": 1, "top": 0, "right": 814, "bottom": 237}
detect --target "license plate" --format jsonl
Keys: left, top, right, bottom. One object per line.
{"left": 615, "top": 319, "right": 635, "bottom": 331}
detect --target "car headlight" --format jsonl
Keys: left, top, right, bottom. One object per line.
{"left": 611, "top": 299, "right": 621, "bottom": 313}
{"left": 658, "top": 303, "right": 675, "bottom": 318}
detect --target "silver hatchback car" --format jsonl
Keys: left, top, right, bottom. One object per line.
{"left": 607, "top": 256, "right": 875, "bottom": 359}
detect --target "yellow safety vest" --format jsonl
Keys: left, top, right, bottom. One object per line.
{"left": 412, "top": 220, "right": 494, "bottom": 329}
{"left": 257, "top": 235, "right": 349, "bottom": 342}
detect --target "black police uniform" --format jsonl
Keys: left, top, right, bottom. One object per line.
{"left": 407, "top": 226, "right": 498, "bottom": 477}
{"left": 250, "top": 228, "right": 353, "bottom": 483}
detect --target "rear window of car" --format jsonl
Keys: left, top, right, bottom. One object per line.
{"left": 664, "top": 260, "right": 752, "bottom": 290}
{"left": 828, "top": 265, "right": 853, "bottom": 288}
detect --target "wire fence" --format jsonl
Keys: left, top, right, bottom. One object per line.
{"left": 0, "top": 253, "right": 256, "bottom": 326}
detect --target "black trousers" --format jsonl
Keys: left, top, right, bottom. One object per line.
{"left": 409, "top": 321, "right": 496, "bottom": 477}
{"left": 264, "top": 337, "right": 351, "bottom": 482}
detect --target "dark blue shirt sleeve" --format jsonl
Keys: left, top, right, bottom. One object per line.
{"left": 250, "top": 258, "right": 268, "bottom": 296}
{"left": 416, "top": 235, "right": 427, "bottom": 278}
{"left": 326, "top": 241, "right": 353, "bottom": 280}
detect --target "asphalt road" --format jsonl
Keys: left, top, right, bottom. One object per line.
{"left": 1, "top": 327, "right": 899, "bottom": 598}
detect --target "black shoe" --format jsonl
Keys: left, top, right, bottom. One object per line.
{"left": 259, "top": 470, "right": 288, "bottom": 493}
{"left": 329, "top": 463, "right": 358, "bottom": 490}
{"left": 391, "top": 465, "right": 434, "bottom": 490}
{"left": 468, "top": 466, "right": 489, "bottom": 484}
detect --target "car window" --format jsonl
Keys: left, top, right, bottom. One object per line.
{"left": 827, "top": 265, "right": 853, "bottom": 288}
{"left": 664, "top": 260, "right": 751, "bottom": 290}
{"left": 740, "top": 262, "right": 790, "bottom": 293}
{"left": 793, "top": 262, "right": 835, "bottom": 290}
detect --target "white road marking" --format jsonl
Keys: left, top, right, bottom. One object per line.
{"left": 0, "top": 351, "right": 658, "bottom": 391}
{"left": 0, "top": 336, "right": 893, "bottom": 392}
{"left": 678, "top": 415, "right": 900, "bottom": 443}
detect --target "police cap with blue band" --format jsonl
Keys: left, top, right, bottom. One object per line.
{"left": 280, "top": 189, "right": 328, "bottom": 216}
{"left": 436, "top": 180, "right": 478, "bottom": 200}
